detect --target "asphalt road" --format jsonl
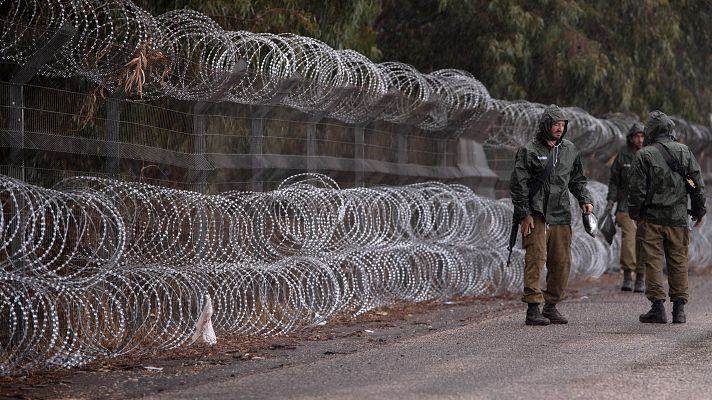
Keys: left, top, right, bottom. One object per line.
{"left": 149, "top": 277, "right": 712, "bottom": 400}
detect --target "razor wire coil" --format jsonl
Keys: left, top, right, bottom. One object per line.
{"left": 3, "top": 173, "right": 711, "bottom": 374}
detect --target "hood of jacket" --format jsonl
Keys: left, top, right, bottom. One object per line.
{"left": 627, "top": 122, "right": 645, "bottom": 137}
{"left": 626, "top": 121, "right": 645, "bottom": 146}
{"left": 644, "top": 110, "right": 675, "bottom": 144}
{"left": 536, "top": 104, "right": 568, "bottom": 143}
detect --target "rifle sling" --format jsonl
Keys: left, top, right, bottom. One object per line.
{"left": 528, "top": 149, "right": 556, "bottom": 207}
{"left": 651, "top": 142, "right": 696, "bottom": 190}
{"left": 507, "top": 147, "right": 555, "bottom": 253}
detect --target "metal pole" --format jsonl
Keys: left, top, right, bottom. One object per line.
{"left": 306, "top": 114, "right": 325, "bottom": 172}
{"left": 8, "top": 23, "right": 75, "bottom": 181}
{"left": 250, "top": 74, "right": 301, "bottom": 192}
{"left": 193, "top": 60, "right": 247, "bottom": 194}
{"left": 355, "top": 91, "right": 398, "bottom": 187}
{"left": 354, "top": 125, "right": 365, "bottom": 187}
{"left": 191, "top": 61, "right": 247, "bottom": 261}
{"left": 105, "top": 92, "right": 124, "bottom": 176}
{"left": 250, "top": 107, "right": 268, "bottom": 192}
{"left": 4, "top": 21, "right": 74, "bottom": 353}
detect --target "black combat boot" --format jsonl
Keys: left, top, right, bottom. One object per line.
{"left": 542, "top": 303, "right": 568, "bottom": 324}
{"left": 633, "top": 272, "right": 645, "bottom": 293}
{"left": 672, "top": 299, "right": 686, "bottom": 324}
{"left": 639, "top": 299, "right": 667, "bottom": 323}
{"left": 621, "top": 269, "right": 633, "bottom": 291}
{"left": 525, "top": 303, "right": 550, "bottom": 326}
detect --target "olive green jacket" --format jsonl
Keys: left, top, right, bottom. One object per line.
{"left": 628, "top": 112, "right": 706, "bottom": 226}
{"left": 510, "top": 105, "right": 593, "bottom": 224}
{"left": 607, "top": 146, "right": 637, "bottom": 212}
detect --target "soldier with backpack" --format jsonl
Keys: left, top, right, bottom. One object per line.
{"left": 628, "top": 110, "right": 706, "bottom": 324}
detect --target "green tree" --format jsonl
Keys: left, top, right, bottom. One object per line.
{"left": 376, "top": 0, "right": 712, "bottom": 123}
{"left": 135, "top": 0, "right": 382, "bottom": 60}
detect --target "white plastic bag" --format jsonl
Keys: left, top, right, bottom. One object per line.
{"left": 190, "top": 294, "right": 217, "bottom": 345}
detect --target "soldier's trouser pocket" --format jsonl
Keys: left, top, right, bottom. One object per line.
{"left": 522, "top": 214, "right": 548, "bottom": 304}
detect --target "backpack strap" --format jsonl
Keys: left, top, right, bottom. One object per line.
{"left": 651, "top": 142, "right": 697, "bottom": 190}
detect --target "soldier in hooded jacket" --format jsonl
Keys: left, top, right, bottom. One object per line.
{"left": 510, "top": 104, "right": 594, "bottom": 326}
{"left": 628, "top": 110, "right": 706, "bottom": 324}
{"left": 605, "top": 122, "right": 646, "bottom": 292}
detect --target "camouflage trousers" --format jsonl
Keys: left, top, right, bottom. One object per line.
{"left": 615, "top": 211, "right": 642, "bottom": 272}
{"left": 637, "top": 221, "right": 690, "bottom": 303}
{"left": 521, "top": 214, "right": 572, "bottom": 304}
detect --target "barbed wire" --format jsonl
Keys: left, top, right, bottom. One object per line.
{"left": 3, "top": 173, "right": 711, "bottom": 373}
{"left": 0, "top": 0, "right": 490, "bottom": 130}
{"left": 4, "top": 0, "right": 708, "bottom": 144}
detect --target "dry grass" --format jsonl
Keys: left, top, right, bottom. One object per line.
{"left": 75, "top": 42, "right": 170, "bottom": 129}
{"left": 119, "top": 42, "right": 169, "bottom": 99}
{"left": 75, "top": 86, "right": 107, "bottom": 129}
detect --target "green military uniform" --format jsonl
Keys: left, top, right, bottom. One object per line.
{"left": 608, "top": 140, "right": 641, "bottom": 272}
{"left": 628, "top": 111, "right": 706, "bottom": 320}
{"left": 607, "top": 122, "right": 645, "bottom": 292}
{"left": 510, "top": 105, "right": 593, "bottom": 305}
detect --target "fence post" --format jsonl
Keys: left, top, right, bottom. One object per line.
{"left": 396, "top": 127, "right": 409, "bottom": 185}
{"left": 192, "top": 60, "right": 247, "bottom": 194}
{"left": 250, "top": 106, "right": 269, "bottom": 193}
{"left": 398, "top": 95, "right": 439, "bottom": 185}
{"left": 306, "top": 115, "right": 323, "bottom": 173}
{"left": 305, "top": 87, "right": 356, "bottom": 173}
{"left": 250, "top": 74, "right": 301, "bottom": 192}
{"left": 8, "top": 23, "right": 75, "bottom": 182}
{"left": 192, "top": 108, "right": 206, "bottom": 191}
{"left": 4, "top": 21, "right": 75, "bottom": 354}
{"left": 7, "top": 84, "right": 24, "bottom": 182}
{"left": 438, "top": 139, "right": 449, "bottom": 168}
{"left": 7, "top": 21, "right": 75, "bottom": 260}
{"left": 105, "top": 92, "right": 124, "bottom": 176}
{"left": 354, "top": 91, "right": 398, "bottom": 186}
{"left": 354, "top": 125, "right": 365, "bottom": 186}
{"left": 188, "top": 62, "right": 246, "bottom": 263}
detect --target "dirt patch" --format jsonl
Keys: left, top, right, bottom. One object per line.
{"left": 0, "top": 273, "right": 624, "bottom": 400}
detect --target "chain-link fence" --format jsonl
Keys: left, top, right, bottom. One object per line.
{"left": 0, "top": 78, "right": 466, "bottom": 193}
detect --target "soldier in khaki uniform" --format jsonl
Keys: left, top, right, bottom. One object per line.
{"left": 605, "top": 122, "right": 645, "bottom": 292}
{"left": 628, "top": 111, "right": 706, "bottom": 324}
{"left": 510, "top": 104, "right": 593, "bottom": 326}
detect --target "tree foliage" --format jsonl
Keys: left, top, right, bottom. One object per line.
{"left": 376, "top": 0, "right": 712, "bottom": 123}
{"left": 135, "top": 0, "right": 382, "bottom": 60}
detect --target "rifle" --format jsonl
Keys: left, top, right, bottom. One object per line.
{"left": 506, "top": 216, "right": 519, "bottom": 268}
{"left": 506, "top": 150, "right": 556, "bottom": 269}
